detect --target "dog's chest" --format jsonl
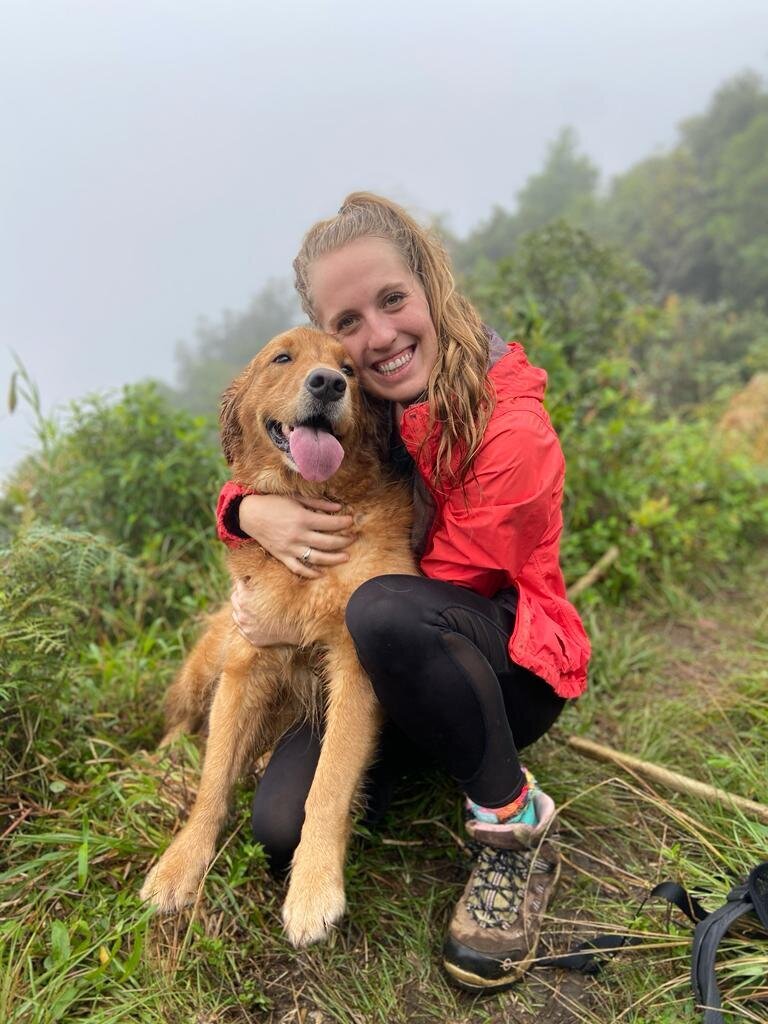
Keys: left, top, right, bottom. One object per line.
{"left": 227, "top": 507, "right": 415, "bottom": 639}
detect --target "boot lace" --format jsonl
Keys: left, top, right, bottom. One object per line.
{"left": 466, "top": 845, "right": 551, "bottom": 930}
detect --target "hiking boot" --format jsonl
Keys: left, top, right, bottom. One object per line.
{"left": 442, "top": 788, "right": 560, "bottom": 992}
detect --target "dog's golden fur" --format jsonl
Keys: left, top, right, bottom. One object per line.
{"left": 140, "top": 327, "right": 416, "bottom": 946}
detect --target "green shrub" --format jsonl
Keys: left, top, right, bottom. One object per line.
{"left": 0, "top": 526, "right": 148, "bottom": 790}
{"left": 1, "top": 381, "right": 227, "bottom": 555}
{"left": 561, "top": 391, "right": 768, "bottom": 598}
{"left": 0, "top": 381, "right": 237, "bottom": 797}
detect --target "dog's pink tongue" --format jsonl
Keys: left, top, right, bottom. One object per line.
{"left": 289, "top": 426, "right": 344, "bottom": 481}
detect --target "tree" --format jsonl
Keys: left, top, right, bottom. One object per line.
{"left": 451, "top": 128, "right": 599, "bottom": 279}
{"left": 599, "top": 149, "right": 719, "bottom": 302}
{"left": 680, "top": 71, "right": 768, "bottom": 178}
{"left": 470, "top": 221, "right": 649, "bottom": 374}
{"left": 451, "top": 205, "right": 522, "bottom": 277}
{"left": 514, "top": 127, "right": 599, "bottom": 235}
{"left": 710, "top": 111, "right": 768, "bottom": 310}
{"left": 599, "top": 71, "right": 768, "bottom": 307}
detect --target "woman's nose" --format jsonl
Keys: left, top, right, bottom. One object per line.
{"left": 366, "top": 313, "right": 397, "bottom": 351}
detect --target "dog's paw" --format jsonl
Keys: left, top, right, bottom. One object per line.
{"left": 140, "top": 839, "right": 210, "bottom": 913}
{"left": 281, "top": 868, "right": 346, "bottom": 947}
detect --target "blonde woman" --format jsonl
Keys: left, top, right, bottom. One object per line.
{"left": 217, "top": 193, "right": 590, "bottom": 991}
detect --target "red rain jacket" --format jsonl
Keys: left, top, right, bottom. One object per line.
{"left": 216, "top": 341, "right": 590, "bottom": 699}
{"left": 399, "top": 342, "right": 589, "bottom": 697}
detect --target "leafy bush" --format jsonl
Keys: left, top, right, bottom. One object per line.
{"left": 626, "top": 295, "right": 768, "bottom": 417}
{"left": 2, "top": 381, "right": 227, "bottom": 556}
{"left": 466, "top": 224, "right": 768, "bottom": 599}
{"left": 559, "top": 375, "right": 768, "bottom": 598}
{"left": 468, "top": 221, "right": 650, "bottom": 385}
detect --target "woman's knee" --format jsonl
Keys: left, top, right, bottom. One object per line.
{"left": 345, "top": 575, "right": 425, "bottom": 654}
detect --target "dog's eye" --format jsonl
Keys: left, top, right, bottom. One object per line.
{"left": 340, "top": 365, "right": 355, "bottom": 378}
{"left": 272, "top": 353, "right": 292, "bottom": 364}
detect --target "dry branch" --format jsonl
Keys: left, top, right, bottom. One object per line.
{"left": 567, "top": 735, "right": 768, "bottom": 825}
{"left": 566, "top": 545, "right": 620, "bottom": 600}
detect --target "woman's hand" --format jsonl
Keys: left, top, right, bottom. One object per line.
{"left": 238, "top": 493, "right": 356, "bottom": 579}
{"left": 231, "top": 581, "right": 302, "bottom": 646}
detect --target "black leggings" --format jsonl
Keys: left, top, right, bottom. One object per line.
{"left": 251, "top": 575, "right": 566, "bottom": 872}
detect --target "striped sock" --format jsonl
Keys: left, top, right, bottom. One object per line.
{"left": 467, "top": 767, "right": 539, "bottom": 825}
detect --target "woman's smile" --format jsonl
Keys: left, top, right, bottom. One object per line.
{"left": 371, "top": 345, "right": 415, "bottom": 377}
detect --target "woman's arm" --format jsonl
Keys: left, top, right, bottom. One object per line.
{"left": 217, "top": 483, "right": 356, "bottom": 580}
{"left": 420, "top": 413, "right": 563, "bottom": 595}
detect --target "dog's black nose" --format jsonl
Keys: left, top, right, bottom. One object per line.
{"left": 305, "top": 370, "right": 347, "bottom": 402}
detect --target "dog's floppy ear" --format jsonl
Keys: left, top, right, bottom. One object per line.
{"left": 219, "top": 368, "right": 250, "bottom": 466}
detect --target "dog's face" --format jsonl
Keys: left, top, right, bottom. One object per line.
{"left": 221, "top": 326, "right": 380, "bottom": 484}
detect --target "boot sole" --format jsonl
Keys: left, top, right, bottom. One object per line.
{"left": 442, "top": 953, "right": 532, "bottom": 993}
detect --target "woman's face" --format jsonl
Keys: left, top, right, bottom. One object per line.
{"left": 308, "top": 236, "right": 439, "bottom": 405}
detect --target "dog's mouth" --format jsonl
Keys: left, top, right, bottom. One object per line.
{"left": 266, "top": 416, "right": 345, "bottom": 482}
{"left": 267, "top": 418, "right": 292, "bottom": 455}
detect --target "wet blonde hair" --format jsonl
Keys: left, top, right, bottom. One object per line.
{"left": 293, "top": 191, "right": 495, "bottom": 489}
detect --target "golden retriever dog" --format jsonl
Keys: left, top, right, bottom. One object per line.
{"left": 140, "top": 326, "right": 416, "bottom": 946}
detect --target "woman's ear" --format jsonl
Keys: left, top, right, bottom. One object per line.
{"left": 219, "top": 369, "right": 249, "bottom": 466}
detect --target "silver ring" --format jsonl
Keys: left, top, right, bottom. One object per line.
{"left": 301, "top": 546, "right": 313, "bottom": 566}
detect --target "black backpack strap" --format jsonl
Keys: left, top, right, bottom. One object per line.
{"left": 690, "top": 885, "right": 752, "bottom": 1023}
{"left": 536, "top": 861, "right": 768, "bottom": 1023}
{"left": 747, "top": 861, "right": 768, "bottom": 929}
{"left": 537, "top": 932, "right": 642, "bottom": 974}
{"left": 652, "top": 866, "right": 768, "bottom": 1023}
{"left": 538, "top": 882, "right": 708, "bottom": 975}
{"left": 536, "top": 889, "right": 654, "bottom": 974}
{"left": 650, "top": 880, "right": 709, "bottom": 925}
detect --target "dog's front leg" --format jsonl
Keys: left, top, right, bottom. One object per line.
{"left": 282, "top": 640, "right": 383, "bottom": 947}
{"left": 141, "top": 644, "right": 284, "bottom": 913}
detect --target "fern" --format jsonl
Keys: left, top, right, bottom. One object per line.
{"left": 0, "top": 525, "right": 150, "bottom": 783}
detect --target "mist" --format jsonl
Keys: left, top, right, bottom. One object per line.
{"left": 2, "top": 0, "right": 766, "bottom": 474}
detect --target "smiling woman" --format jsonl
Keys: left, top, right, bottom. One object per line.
{"left": 215, "top": 192, "right": 591, "bottom": 992}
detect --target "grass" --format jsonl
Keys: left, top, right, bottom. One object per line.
{"left": 2, "top": 552, "right": 768, "bottom": 1023}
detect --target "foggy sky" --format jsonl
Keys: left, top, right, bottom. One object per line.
{"left": 2, "top": 0, "right": 767, "bottom": 475}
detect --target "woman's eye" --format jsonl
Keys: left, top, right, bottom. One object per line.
{"left": 272, "top": 353, "right": 292, "bottom": 364}
{"left": 384, "top": 292, "right": 405, "bottom": 307}
{"left": 340, "top": 365, "right": 355, "bottom": 378}
{"left": 336, "top": 316, "right": 356, "bottom": 332}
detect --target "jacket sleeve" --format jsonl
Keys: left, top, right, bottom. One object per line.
{"left": 216, "top": 480, "right": 258, "bottom": 547}
{"left": 419, "top": 413, "right": 564, "bottom": 597}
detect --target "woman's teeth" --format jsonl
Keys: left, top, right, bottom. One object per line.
{"left": 375, "top": 348, "right": 414, "bottom": 375}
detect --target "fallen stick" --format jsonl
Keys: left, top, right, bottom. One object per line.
{"left": 567, "top": 735, "right": 768, "bottom": 825}
{"left": 567, "top": 545, "right": 620, "bottom": 601}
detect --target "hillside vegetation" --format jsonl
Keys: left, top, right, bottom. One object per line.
{"left": 2, "top": 70, "right": 768, "bottom": 1024}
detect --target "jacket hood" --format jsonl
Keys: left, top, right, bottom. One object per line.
{"left": 490, "top": 341, "right": 548, "bottom": 403}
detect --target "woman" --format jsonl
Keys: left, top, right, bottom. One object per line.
{"left": 216, "top": 192, "right": 590, "bottom": 991}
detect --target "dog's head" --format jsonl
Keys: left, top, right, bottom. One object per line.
{"left": 220, "top": 326, "right": 387, "bottom": 488}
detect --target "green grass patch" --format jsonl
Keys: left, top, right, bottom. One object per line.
{"left": 2, "top": 554, "right": 768, "bottom": 1021}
